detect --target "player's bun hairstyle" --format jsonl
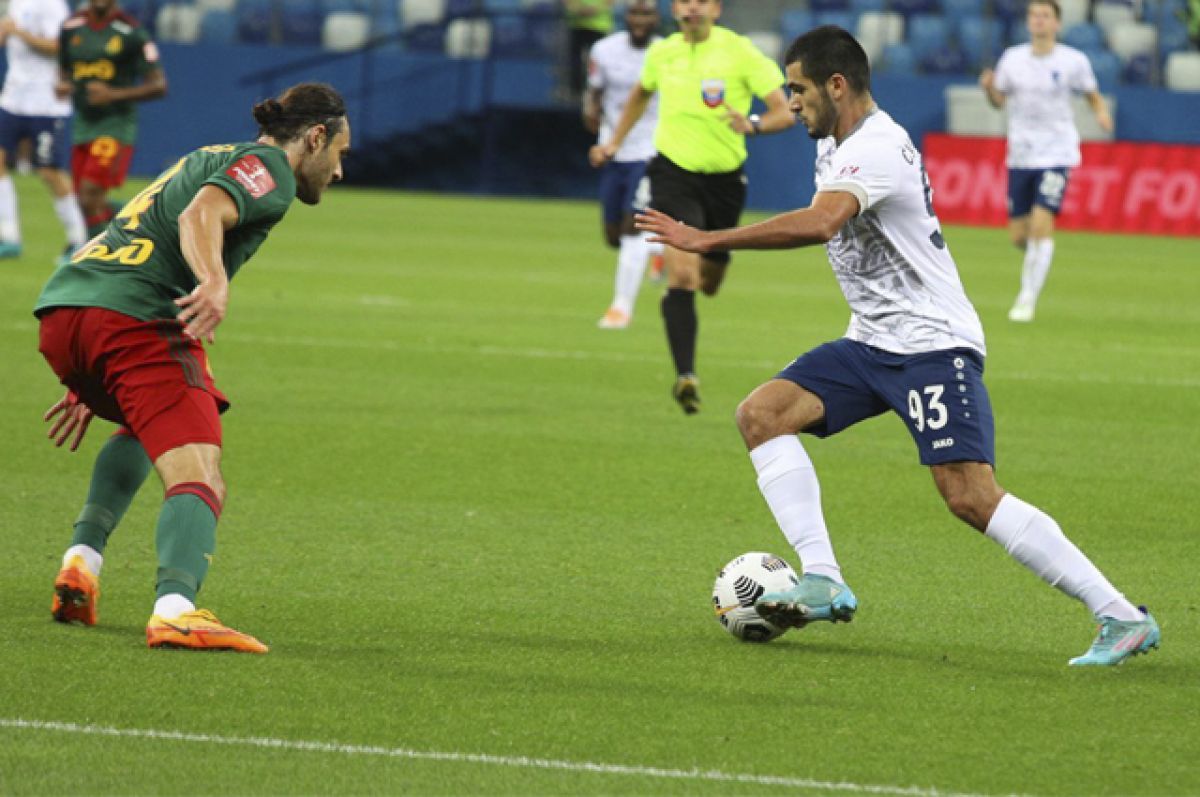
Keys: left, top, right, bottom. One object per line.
{"left": 784, "top": 25, "right": 871, "bottom": 94}
{"left": 252, "top": 82, "right": 347, "bottom": 144}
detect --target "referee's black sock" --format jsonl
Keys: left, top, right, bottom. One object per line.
{"left": 661, "top": 288, "right": 698, "bottom": 376}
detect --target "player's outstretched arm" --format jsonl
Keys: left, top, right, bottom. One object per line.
{"left": 637, "top": 190, "right": 859, "bottom": 253}
{"left": 176, "top": 185, "right": 239, "bottom": 343}
{"left": 1086, "top": 90, "right": 1114, "bottom": 133}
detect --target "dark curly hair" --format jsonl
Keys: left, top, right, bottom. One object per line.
{"left": 251, "top": 82, "right": 346, "bottom": 144}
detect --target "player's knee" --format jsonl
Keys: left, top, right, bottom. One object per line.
{"left": 735, "top": 397, "right": 783, "bottom": 448}
{"left": 941, "top": 487, "right": 990, "bottom": 531}
{"left": 1010, "top": 232, "right": 1027, "bottom": 250}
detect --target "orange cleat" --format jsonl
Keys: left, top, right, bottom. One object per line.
{"left": 648, "top": 253, "right": 666, "bottom": 282}
{"left": 52, "top": 555, "right": 100, "bottom": 626}
{"left": 146, "top": 609, "right": 269, "bottom": 654}
{"left": 597, "top": 307, "right": 631, "bottom": 329}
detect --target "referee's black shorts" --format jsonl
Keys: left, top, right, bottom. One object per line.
{"left": 647, "top": 154, "right": 748, "bottom": 265}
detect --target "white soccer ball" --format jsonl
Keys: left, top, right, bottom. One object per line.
{"left": 711, "top": 551, "right": 799, "bottom": 642}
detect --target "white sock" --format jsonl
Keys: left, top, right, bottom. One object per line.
{"left": 647, "top": 239, "right": 664, "bottom": 257}
{"left": 1018, "top": 238, "right": 1054, "bottom": 304}
{"left": 0, "top": 175, "right": 20, "bottom": 243}
{"left": 63, "top": 544, "right": 102, "bottom": 576}
{"left": 985, "top": 494, "right": 1141, "bottom": 620}
{"left": 54, "top": 193, "right": 89, "bottom": 249}
{"left": 611, "top": 232, "right": 649, "bottom": 315}
{"left": 749, "top": 435, "right": 843, "bottom": 581}
{"left": 153, "top": 593, "right": 196, "bottom": 619}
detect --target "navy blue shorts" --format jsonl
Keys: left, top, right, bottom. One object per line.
{"left": 776, "top": 338, "right": 996, "bottom": 466}
{"left": 0, "top": 110, "right": 69, "bottom": 170}
{"left": 1007, "top": 167, "right": 1070, "bottom": 218}
{"left": 598, "top": 159, "right": 650, "bottom": 224}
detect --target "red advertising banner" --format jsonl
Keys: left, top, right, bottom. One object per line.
{"left": 923, "top": 133, "right": 1200, "bottom": 237}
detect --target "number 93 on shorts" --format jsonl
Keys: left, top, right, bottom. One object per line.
{"left": 776, "top": 338, "right": 996, "bottom": 466}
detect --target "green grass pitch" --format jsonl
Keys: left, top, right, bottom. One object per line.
{"left": 1, "top": 175, "right": 1197, "bottom": 795}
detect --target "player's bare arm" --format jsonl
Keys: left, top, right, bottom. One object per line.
{"left": 590, "top": 84, "right": 651, "bottom": 167}
{"left": 1085, "top": 89, "right": 1113, "bottom": 133}
{"left": 979, "top": 68, "right": 1005, "bottom": 109}
{"left": 582, "top": 83, "right": 602, "bottom": 135}
{"left": 175, "top": 185, "right": 238, "bottom": 343}
{"left": 637, "top": 190, "right": 859, "bottom": 253}
{"left": 86, "top": 66, "right": 167, "bottom": 106}
{"left": 723, "top": 88, "right": 795, "bottom": 136}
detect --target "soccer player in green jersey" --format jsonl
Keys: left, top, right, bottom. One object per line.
{"left": 35, "top": 82, "right": 351, "bottom": 653}
{"left": 57, "top": 0, "right": 167, "bottom": 239}
{"left": 591, "top": 0, "right": 795, "bottom": 414}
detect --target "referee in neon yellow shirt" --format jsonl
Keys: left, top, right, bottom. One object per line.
{"left": 591, "top": 0, "right": 794, "bottom": 414}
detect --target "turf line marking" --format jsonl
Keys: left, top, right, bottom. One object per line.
{"left": 1, "top": 718, "right": 1010, "bottom": 797}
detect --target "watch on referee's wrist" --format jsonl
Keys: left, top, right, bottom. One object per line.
{"left": 748, "top": 114, "right": 763, "bottom": 135}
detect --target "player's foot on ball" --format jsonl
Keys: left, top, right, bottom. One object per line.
{"left": 648, "top": 253, "right": 666, "bottom": 282}
{"left": 672, "top": 374, "right": 701, "bottom": 415}
{"left": 597, "top": 307, "right": 631, "bottom": 329}
{"left": 1007, "top": 297, "right": 1036, "bottom": 322}
{"left": 146, "top": 609, "right": 268, "bottom": 654}
{"left": 755, "top": 574, "right": 857, "bottom": 628}
{"left": 52, "top": 555, "right": 100, "bottom": 626}
{"left": 1068, "top": 608, "right": 1159, "bottom": 667}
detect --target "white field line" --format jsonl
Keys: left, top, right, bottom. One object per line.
{"left": 4, "top": 321, "right": 1197, "bottom": 388}
{"left": 0, "top": 718, "right": 1017, "bottom": 797}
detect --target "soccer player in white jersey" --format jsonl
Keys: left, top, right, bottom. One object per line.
{"left": 584, "top": 0, "right": 663, "bottom": 329}
{"left": 638, "top": 25, "right": 1157, "bottom": 666}
{"left": 0, "top": 0, "right": 89, "bottom": 261}
{"left": 979, "top": 0, "right": 1112, "bottom": 322}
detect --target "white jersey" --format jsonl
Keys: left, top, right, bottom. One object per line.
{"left": 816, "top": 109, "right": 985, "bottom": 356}
{"left": 588, "top": 31, "right": 659, "bottom": 163}
{"left": 1, "top": 0, "right": 72, "bottom": 117}
{"left": 993, "top": 43, "right": 1098, "bottom": 168}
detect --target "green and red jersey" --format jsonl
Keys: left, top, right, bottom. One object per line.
{"left": 36, "top": 142, "right": 297, "bottom": 321}
{"left": 58, "top": 7, "right": 160, "bottom": 144}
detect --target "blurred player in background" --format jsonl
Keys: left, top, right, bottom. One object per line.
{"left": 0, "top": 0, "right": 88, "bottom": 260}
{"left": 592, "top": 0, "right": 794, "bottom": 414}
{"left": 35, "top": 83, "right": 351, "bottom": 653}
{"left": 584, "top": 0, "right": 663, "bottom": 329}
{"left": 979, "top": 0, "right": 1111, "bottom": 323}
{"left": 57, "top": 0, "right": 167, "bottom": 239}
{"left": 565, "top": 0, "right": 614, "bottom": 98}
{"left": 639, "top": 26, "right": 1157, "bottom": 666}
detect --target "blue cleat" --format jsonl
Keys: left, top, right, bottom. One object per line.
{"left": 0, "top": 241, "right": 22, "bottom": 259}
{"left": 754, "top": 573, "right": 857, "bottom": 629}
{"left": 1069, "top": 608, "right": 1160, "bottom": 667}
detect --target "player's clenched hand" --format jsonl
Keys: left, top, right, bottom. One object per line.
{"left": 635, "top": 208, "right": 712, "bottom": 254}
{"left": 44, "top": 391, "right": 94, "bottom": 452}
{"left": 588, "top": 143, "right": 616, "bottom": 168}
{"left": 175, "top": 280, "right": 228, "bottom": 344}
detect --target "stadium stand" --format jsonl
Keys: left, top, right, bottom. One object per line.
{"left": 118, "top": 0, "right": 1198, "bottom": 92}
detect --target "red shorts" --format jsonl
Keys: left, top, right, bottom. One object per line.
{"left": 38, "top": 307, "right": 229, "bottom": 462}
{"left": 72, "top": 137, "right": 135, "bottom": 191}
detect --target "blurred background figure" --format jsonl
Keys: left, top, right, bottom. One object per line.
{"left": 0, "top": 0, "right": 87, "bottom": 261}
{"left": 564, "top": 0, "right": 614, "bottom": 98}
{"left": 584, "top": 0, "right": 663, "bottom": 330}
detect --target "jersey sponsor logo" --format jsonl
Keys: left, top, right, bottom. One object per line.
{"left": 836, "top": 165, "right": 860, "bottom": 178}
{"left": 105, "top": 35, "right": 122, "bottom": 55}
{"left": 931, "top": 437, "right": 955, "bottom": 450}
{"left": 700, "top": 79, "right": 725, "bottom": 108}
{"left": 226, "top": 155, "right": 277, "bottom": 199}
{"left": 73, "top": 60, "right": 116, "bottom": 81}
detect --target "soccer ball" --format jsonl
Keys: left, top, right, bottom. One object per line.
{"left": 711, "top": 552, "right": 800, "bottom": 642}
